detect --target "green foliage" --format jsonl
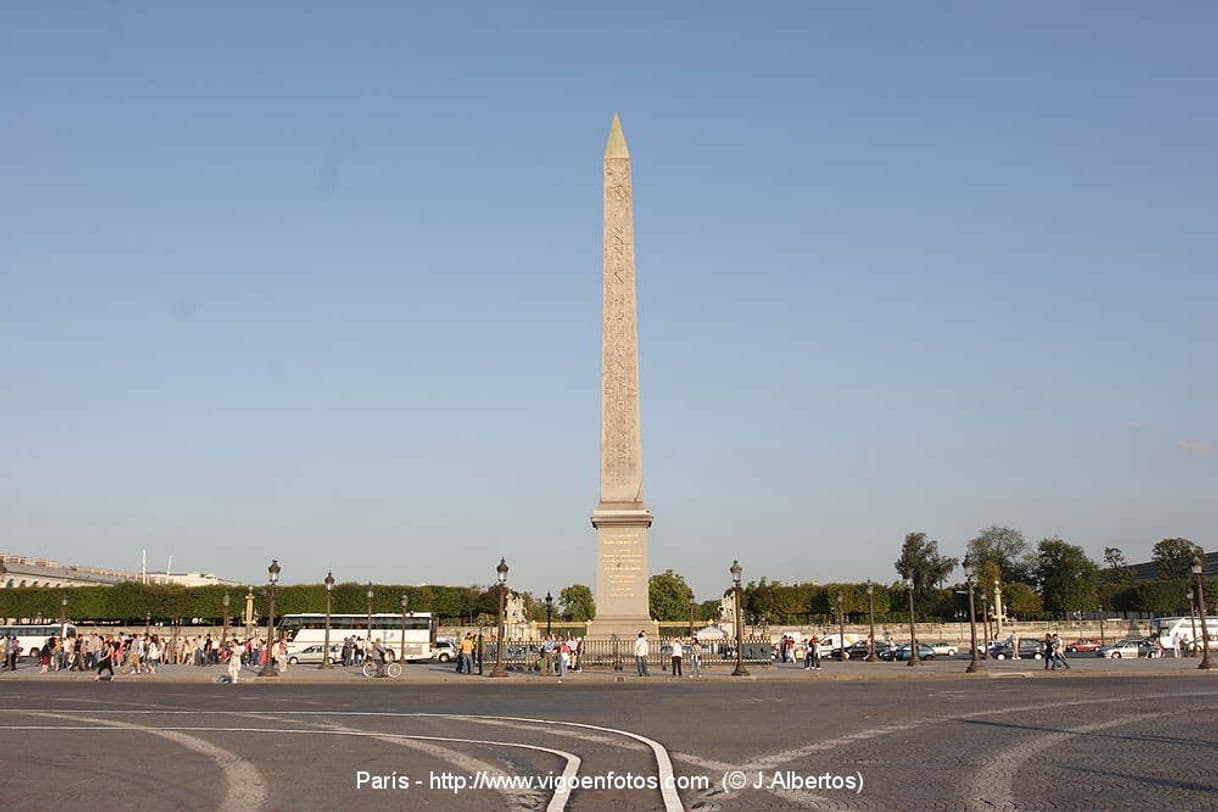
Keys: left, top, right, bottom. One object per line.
{"left": 1034, "top": 537, "right": 1100, "bottom": 615}
{"left": 894, "top": 531, "right": 959, "bottom": 615}
{"left": 1136, "top": 579, "right": 1193, "bottom": 615}
{"left": 648, "top": 570, "right": 693, "bottom": 622}
{"left": 558, "top": 584, "right": 596, "bottom": 622}
{"left": 1003, "top": 582, "right": 1044, "bottom": 618}
{"left": 966, "top": 525, "right": 1033, "bottom": 584}
{"left": 1152, "top": 538, "right": 1204, "bottom": 581}
{"left": 1102, "top": 547, "right": 1134, "bottom": 584}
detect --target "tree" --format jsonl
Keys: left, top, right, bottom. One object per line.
{"left": 1152, "top": 538, "right": 1203, "bottom": 581}
{"left": 648, "top": 570, "right": 693, "bottom": 622}
{"left": 894, "top": 531, "right": 959, "bottom": 614}
{"left": 1034, "top": 537, "right": 1099, "bottom": 615}
{"left": 558, "top": 584, "right": 596, "bottom": 622}
{"left": 1002, "top": 582, "right": 1044, "bottom": 619}
{"left": 1102, "top": 547, "right": 1134, "bottom": 584}
{"left": 966, "top": 526, "right": 1032, "bottom": 584}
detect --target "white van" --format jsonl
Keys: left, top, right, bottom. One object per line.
{"left": 1151, "top": 616, "right": 1218, "bottom": 651}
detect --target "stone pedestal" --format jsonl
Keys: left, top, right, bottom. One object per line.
{"left": 587, "top": 506, "right": 657, "bottom": 638}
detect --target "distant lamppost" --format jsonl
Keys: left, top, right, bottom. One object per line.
{"left": 1193, "top": 555, "right": 1213, "bottom": 670}
{"left": 730, "top": 560, "right": 749, "bottom": 677}
{"left": 1188, "top": 585, "right": 1199, "bottom": 656}
{"left": 866, "top": 581, "right": 877, "bottom": 662}
{"left": 221, "top": 592, "right": 230, "bottom": 646}
{"left": 905, "top": 576, "right": 921, "bottom": 667}
{"left": 980, "top": 589, "right": 992, "bottom": 652}
{"left": 399, "top": 594, "right": 409, "bottom": 663}
{"left": 963, "top": 559, "right": 984, "bottom": 674}
{"left": 321, "top": 571, "right": 335, "bottom": 669}
{"left": 257, "top": 559, "right": 281, "bottom": 677}
{"left": 688, "top": 587, "right": 696, "bottom": 636}
{"left": 144, "top": 610, "right": 151, "bottom": 636}
{"left": 59, "top": 591, "right": 68, "bottom": 625}
{"left": 365, "top": 582, "right": 374, "bottom": 640}
{"left": 544, "top": 591, "right": 554, "bottom": 637}
{"left": 836, "top": 591, "right": 846, "bottom": 660}
{"left": 489, "top": 558, "right": 509, "bottom": 678}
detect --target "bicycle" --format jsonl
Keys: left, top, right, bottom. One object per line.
{"left": 361, "top": 659, "right": 402, "bottom": 678}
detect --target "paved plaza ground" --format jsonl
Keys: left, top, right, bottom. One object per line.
{"left": 2, "top": 661, "right": 1215, "bottom": 811}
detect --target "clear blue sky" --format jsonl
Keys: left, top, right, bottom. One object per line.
{"left": 3, "top": 3, "right": 1215, "bottom": 599}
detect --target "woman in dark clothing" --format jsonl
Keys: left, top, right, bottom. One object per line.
{"left": 95, "top": 639, "right": 115, "bottom": 679}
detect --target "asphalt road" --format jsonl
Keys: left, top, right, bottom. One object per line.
{"left": 2, "top": 673, "right": 1216, "bottom": 811}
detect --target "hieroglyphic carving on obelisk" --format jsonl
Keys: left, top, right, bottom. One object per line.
{"left": 589, "top": 114, "right": 656, "bottom": 636}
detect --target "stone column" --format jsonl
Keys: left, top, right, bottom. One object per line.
{"left": 588, "top": 114, "right": 657, "bottom": 638}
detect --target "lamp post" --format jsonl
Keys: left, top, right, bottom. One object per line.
{"left": 321, "top": 571, "right": 335, "bottom": 669}
{"left": 905, "top": 576, "right": 921, "bottom": 667}
{"left": 490, "top": 557, "right": 509, "bottom": 678}
{"left": 836, "top": 591, "right": 846, "bottom": 661}
{"left": 1188, "top": 584, "right": 1199, "bottom": 656}
{"left": 145, "top": 610, "right": 151, "bottom": 636}
{"left": 59, "top": 591, "right": 67, "bottom": 625}
{"left": 1193, "top": 555, "right": 1213, "bottom": 670}
{"left": 221, "top": 592, "right": 230, "bottom": 646}
{"left": 399, "top": 594, "right": 409, "bottom": 663}
{"left": 980, "top": 590, "right": 991, "bottom": 653}
{"left": 544, "top": 591, "right": 553, "bottom": 637}
{"left": 257, "top": 559, "right": 280, "bottom": 677}
{"left": 688, "top": 587, "right": 696, "bottom": 637}
{"left": 730, "top": 560, "right": 749, "bottom": 677}
{"left": 964, "top": 560, "right": 984, "bottom": 674}
{"left": 365, "top": 582, "right": 374, "bottom": 641}
{"left": 866, "top": 581, "right": 877, "bottom": 662}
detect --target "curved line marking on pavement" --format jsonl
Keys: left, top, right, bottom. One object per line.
{"left": 3, "top": 721, "right": 581, "bottom": 812}
{"left": 961, "top": 703, "right": 1218, "bottom": 811}
{"left": 240, "top": 712, "right": 577, "bottom": 812}
{"left": 28, "top": 713, "right": 269, "bottom": 812}
{"left": 748, "top": 689, "right": 1218, "bottom": 771}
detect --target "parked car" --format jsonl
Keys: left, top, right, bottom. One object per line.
{"left": 286, "top": 643, "right": 343, "bottom": 665}
{"left": 432, "top": 639, "right": 457, "bottom": 663}
{"left": 879, "top": 643, "right": 935, "bottom": 661}
{"left": 1096, "top": 639, "right": 1148, "bottom": 659}
{"left": 987, "top": 640, "right": 1044, "bottom": 660}
{"left": 929, "top": 643, "right": 958, "bottom": 657}
{"left": 828, "top": 642, "right": 873, "bottom": 660}
{"left": 1065, "top": 638, "right": 1102, "bottom": 653}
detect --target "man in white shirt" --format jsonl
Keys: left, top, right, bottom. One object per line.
{"left": 633, "top": 632, "right": 650, "bottom": 677}
{"left": 670, "top": 639, "right": 684, "bottom": 677}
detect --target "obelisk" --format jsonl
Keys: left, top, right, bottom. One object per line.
{"left": 588, "top": 114, "right": 657, "bottom": 637}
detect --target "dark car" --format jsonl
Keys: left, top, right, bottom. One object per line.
{"left": 829, "top": 641, "right": 875, "bottom": 660}
{"left": 987, "top": 640, "right": 1044, "bottom": 660}
{"left": 879, "top": 643, "right": 935, "bottom": 661}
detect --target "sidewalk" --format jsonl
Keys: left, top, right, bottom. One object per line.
{"left": 2, "top": 655, "right": 1214, "bottom": 685}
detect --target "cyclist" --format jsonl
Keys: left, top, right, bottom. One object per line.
{"left": 371, "top": 638, "right": 388, "bottom": 677}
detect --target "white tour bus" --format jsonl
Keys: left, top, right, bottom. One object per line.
{"left": 1, "top": 623, "right": 77, "bottom": 658}
{"left": 1151, "top": 616, "right": 1218, "bottom": 651}
{"left": 277, "top": 613, "right": 438, "bottom": 662}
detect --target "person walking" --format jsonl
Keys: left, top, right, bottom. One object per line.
{"left": 1043, "top": 633, "right": 1053, "bottom": 670}
{"left": 558, "top": 638, "right": 570, "bottom": 680}
{"left": 95, "top": 639, "right": 115, "bottom": 680}
{"left": 633, "top": 631, "right": 650, "bottom": 677}
{"left": 807, "top": 634, "right": 822, "bottom": 671}
{"left": 1172, "top": 632, "right": 1182, "bottom": 658}
{"left": 690, "top": 638, "right": 703, "bottom": 678}
{"left": 226, "top": 643, "right": 242, "bottom": 683}
{"left": 670, "top": 638, "right": 684, "bottom": 677}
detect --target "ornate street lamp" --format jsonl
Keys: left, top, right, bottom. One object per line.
{"left": 836, "top": 591, "right": 846, "bottom": 661}
{"left": 1193, "top": 555, "right": 1213, "bottom": 670}
{"left": 905, "top": 576, "right": 921, "bottom": 667}
{"left": 1188, "top": 585, "right": 1199, "bottom": 656}
{"left": 221, "top": 592, "right": 230, "bottom": 646}
{"left": 321, "top": 571, "right": 335, "bottom": 669}
{"left": 399, "top": 593, "right": 409, "bottom": 663}
{"left": 366, "top": 582, "right": 375, "bottom": 640}
{"left": 59, "top": 591, "right": 68, "bottom": 625}
{"left": 866, "top": 581, "right": 877, "bottom": 662}
{"left": 257, "top": 559, "right": 281, "bottom": 677}
{"left": 963, "top": 559, "right": 984, "bottom": 674}
{"left": 730, "top": 560, "right": 749, "bottom": 677}
{"left": 144, "top": 610, "right": 151, "bottom": 636}
{"left": 489, "top": 558, "right": 509, "bottom": 678}
{"left": 544, "top": 591, "right": 553, "bottom": 637}
{"left": 688, "top": 587, "right": 696, "bottom": 636}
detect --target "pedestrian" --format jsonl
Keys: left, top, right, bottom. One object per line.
{"left": 670, "top": 638, "right": 684, "bottom": 677}
{"left": 95, "top": 639, "right": 115, "bottom": 680}
{"left": 1172, "top": 633, "right": 1182, "bottom": 658}
{"left": 1043, "top": 633, "right": 1053, "bottom": 670}
{"left": 540, "top": 635, "right": 555, "bottom": 676}
{"left": 690, "top": 638, "right": 702, "bottom": 678}
{"left": 459, "top": 634, "right": 475, "bottom": 675}
{"left": 634, "top": 631, "right": 650, "bottom": 677}
{"left": 558, "top": 638, "right": 570, "bottom": 680}
{"left": 227, "top": 643, "right": 242, "bottom": 683}
{"left": 807, "top": 634, "right": 822, "bottom": 671}
{"left": 146, "top": 636, "right": 161, "bottom": 676}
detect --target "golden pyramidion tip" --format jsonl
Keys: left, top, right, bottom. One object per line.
{"left": 604, "top": 113, "right": 629, "bottom": 159}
